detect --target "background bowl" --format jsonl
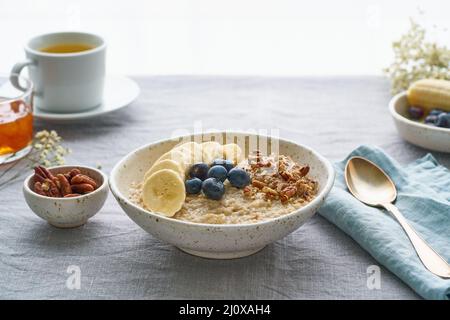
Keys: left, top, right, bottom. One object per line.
{"left": 389, "top": 92, "right": 450, "bottom": 153}
{"left": 23, "top": 165, "right": 109, "bottom": 228}
{"left": 109, "top": 132, "right": 335, "bottom": 259}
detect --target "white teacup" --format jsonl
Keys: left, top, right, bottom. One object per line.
{"left": 11, "top": 32, "right": 106, "bottom": 113}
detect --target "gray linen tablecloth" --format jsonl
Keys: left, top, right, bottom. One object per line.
{"left": 2, "top": 76, "right": 448, "bottom": 299}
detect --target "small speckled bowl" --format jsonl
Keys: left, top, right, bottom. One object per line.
{"left": 110, "top": 132, "right": 335, "bottom": 259}
{"left": 23, "top": 165, "right": 109, "bottom": 228}
{"left": 389, "top": 91, "right": 450, "bottom": 153}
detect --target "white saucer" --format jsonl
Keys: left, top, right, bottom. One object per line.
{"left": 33, "top": 75, "right": 140, "bottom": 121}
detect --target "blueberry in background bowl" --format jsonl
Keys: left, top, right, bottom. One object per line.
{"left": 389, "top": 92, "right": 450, "bottom": 153}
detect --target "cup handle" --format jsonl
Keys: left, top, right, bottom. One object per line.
{"left": 10, "top": 59, "right": 34, "bottom": 91}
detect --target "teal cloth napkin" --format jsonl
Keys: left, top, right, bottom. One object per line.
{"left": 319, "top": 145, "right": 450, "bottom": 300}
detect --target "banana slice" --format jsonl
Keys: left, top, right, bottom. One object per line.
{"left": 222, "top": 143, "right": 243, "bottom": 163}
{"left": 173, "top": 142, "right": 203, "bottom": 164}
{"left": 201, "top": 141, "right": 222, "bottom": 164}
{"left": 144, "top": 159, "right": 185, "bottom": 181}
{"left": 154, "top": 149, "right": 189, "bottom": 169}
{"left": 142, "top": 169, "right": 186, "bottom": 217}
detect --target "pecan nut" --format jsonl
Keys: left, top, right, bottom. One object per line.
{"left": 38, "top": 166, "right": 55, "bottom": 180}
{"left": 32, "top": 166, "right": 99, "bottom": 198}
{"left": 280, "top": 185, "right": 297, "bottom": 203}
{"left": 34, "top": 182, "right": 47, "bottom": 196}
{"left": 68, "top": 168, "right": 81, "bottom": 178}
{"left": 56, "top": 174, "right": 72, "bottom": 196}
{"left": 64, "top": 193, "right": 82, "bottom": 198}
{"left": 280, "top": 171, "right": 293, "bottom": 181}
{"left": 71, "top": 183, "right": 95, "bottom": 194}
{"left": 71, "top": 174, "right": 97, "bottom": 189}
{"left": 252, "top": 179, "right": 266, "bottom": 189}
{"left": 299, "top": 165, "right": 310, "bottom": 177}
{"left": 33, "top": 168, "right": 46, "bottom": 184}
{"left": 43, "top": 178, "right": 61, "bottom": 197}
{"left": 243, "top": 185, "right": 254, "bottom": 198}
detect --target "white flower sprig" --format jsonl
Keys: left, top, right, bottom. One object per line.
{"left": 0, "top": 130, "right": 70, "bottom": 190}
{"left": 384, "top": 19, "right": 450, "bottom": 95}
{"left": 32, "top": 130, "right": 70, "bottom": 167}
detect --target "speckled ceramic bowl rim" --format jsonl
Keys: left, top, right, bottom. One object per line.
{"left": 109, "top": 131, "right": 335, "bottom": 229}
{"left": 23, "top": 165, "right": 108, "bottom": 200}
{"left": 389, "top": 91, "right": 450, "bottom": 133}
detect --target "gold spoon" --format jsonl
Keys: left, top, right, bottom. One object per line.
{"left": 345, "top": 156, "right": 450, "bottom": 278}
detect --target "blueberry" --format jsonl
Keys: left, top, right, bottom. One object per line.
{"left": 408, "top": 106, "right": 424, "bottom": 120}
{"left": 430, "top": 109, "right": 445, "bottom": 116}
{"left": 436, "top": 113, "right": 450, "bottom": 128}
{"left": 424, "top": 115, "right": 438, "bottom": 124}
{"left": 207, "top": 165, "right": 228, "bottom": 182}
{"left": 211, "top": 158, "right": 235, "bottom": 172}
{"left": 223, "top": 160, "right": 235, "bottom": 172}
{"left": 227, "top": 167, "right": 250, "bottom": 188}
{"left": 211, "top": 158, "right": 225, "bottom": 166}
{"left": 189, "top": 163, "right": 209, "bottom": 180}
{"left": 185, "top": 178, "right": 202, "bottom": 194}
{"left": 202, "top": 178, "right": 225, "bottom": 200}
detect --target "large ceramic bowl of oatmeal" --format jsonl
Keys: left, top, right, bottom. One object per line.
{"left": 110, "top": 132, "right": 334, "bottom": 259}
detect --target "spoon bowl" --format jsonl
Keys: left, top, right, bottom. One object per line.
{"left": 345, "top": 156, "right": 397, "bottom": 206}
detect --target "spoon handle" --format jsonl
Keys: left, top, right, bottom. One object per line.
{"left": 383, "top": 202, "right": 450, "bottom": 278}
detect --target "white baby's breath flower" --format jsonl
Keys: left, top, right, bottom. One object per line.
{"left": 54, "top": 154, "right": 65, "bottom": 165}
{"left": 32, "top": 130, "right": 70, "bottom": 167}
{"left": 56, "top": 145, "right": 67, "bottom": 155}
{"left": 0, "top": 129, "right": 70, "bottom": 190}
{"left": 384, "top": 19, "right": 450, "bottom": 94}
{"left": 35, "top": 130, "right": 49, "bottom": 139}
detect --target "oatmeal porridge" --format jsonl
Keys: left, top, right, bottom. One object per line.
{"left": 128, "top": 142, "right": 318, "bottom": 224}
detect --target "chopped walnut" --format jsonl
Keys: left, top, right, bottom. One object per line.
{"left": 243, "top": 152, "right": 317, "bottom": 205}
{"left": 252, "top": 179, "right": 266, "bottom": 189}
